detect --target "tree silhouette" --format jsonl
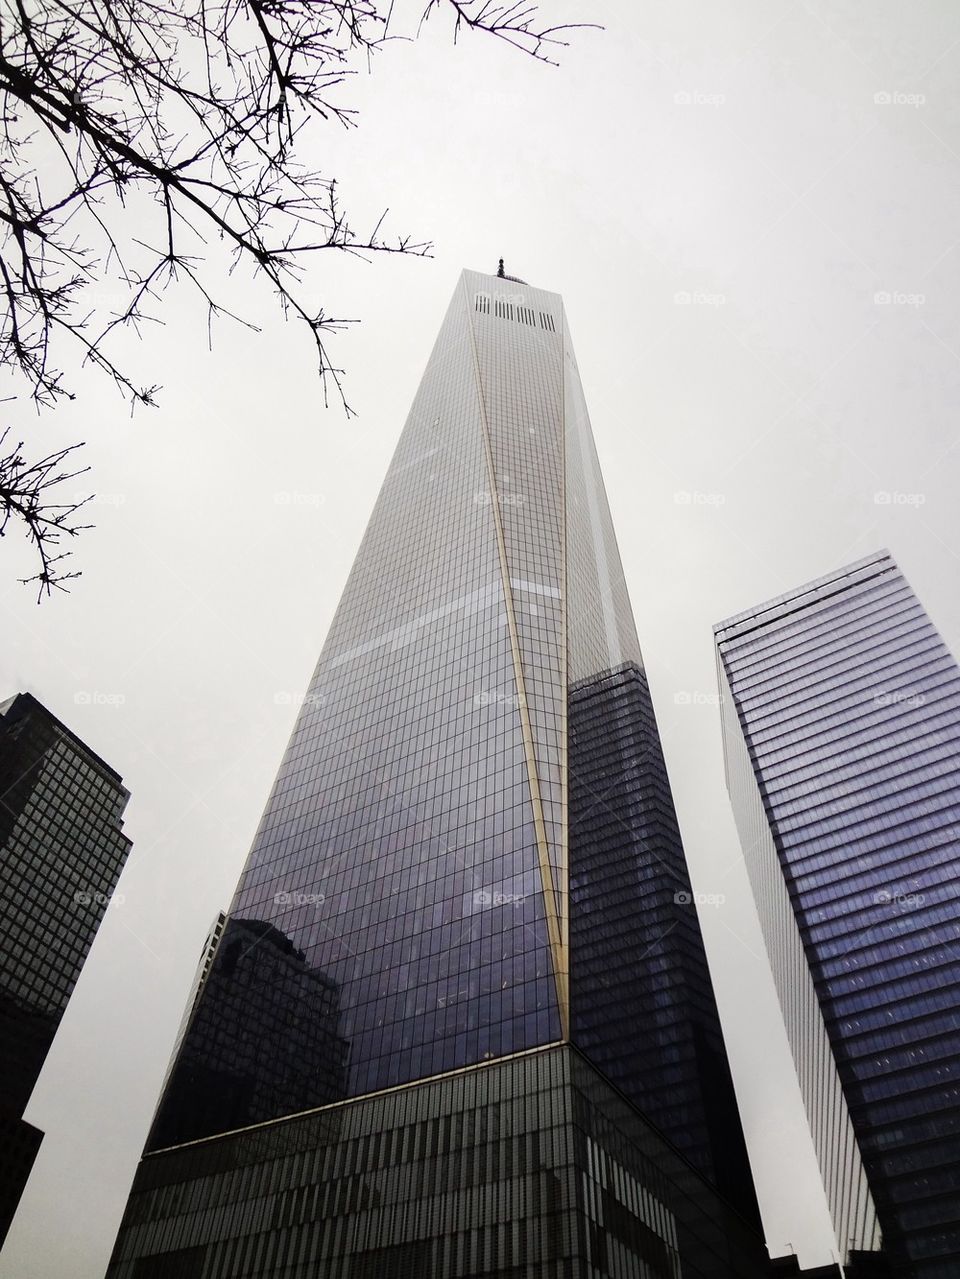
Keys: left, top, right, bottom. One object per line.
{"left": 0, "top": 0, "right": 588, "bottom": 595}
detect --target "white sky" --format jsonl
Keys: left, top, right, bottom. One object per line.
{"left": 3, "top": 2, "right": 960, "bottom": 1274}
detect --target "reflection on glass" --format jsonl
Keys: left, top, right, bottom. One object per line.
{"left": 148, "top": 918, "right": 348, "bottom": 1148}
{"left": 718, "top": 551, "right": 960, "bottom": 1273}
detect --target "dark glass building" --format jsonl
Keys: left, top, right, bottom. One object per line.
{"left": 109, "top": 268, "right": 764, "bottom": 1277}
{"left": 715, "top": 551, "right": 960, "bottom": 1278}
{"left": 0, "top": 692, "right": 133, "bottom": 1245}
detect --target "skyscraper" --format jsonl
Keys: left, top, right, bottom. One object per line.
{"left": 0, "top": 692, "right": 133, "bottom": 1245}
{"left": 108, "top": 267, "right": 764, "bottom": 1277}
{"left": 715, "top": 551, "right": 960, "bottom": 1277}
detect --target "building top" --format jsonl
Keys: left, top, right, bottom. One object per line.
{"left": 713, "top": 550, "right": 898, "bottom": 644}
{"left": 0, "top": 691, "right": 127, "bottom": 789}
{"left": 495, "top": 256, "right": 528, "bottom": 285}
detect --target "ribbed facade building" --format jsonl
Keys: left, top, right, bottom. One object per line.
{"left": 0, "top": 692, "right": 132, "bottom": 1245}
{"left": 715, "top": 551, "right": 960, "bottom": 1278}
{"left": 108, "top": 268, "right": 764, "bottom": 1278}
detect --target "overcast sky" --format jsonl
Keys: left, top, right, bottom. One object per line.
{"left": 3, "top": 1, "right": 960, "bottom": 1274}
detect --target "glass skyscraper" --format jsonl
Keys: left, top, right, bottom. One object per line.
{"left": 108, "top": 267, "right": 764, "bottom": 1277}
{"left": 0, "top": 692, "right": 133, "bottom": 1245}
{"left": 715, "top": 551, "right": 960, "bottom": 1278}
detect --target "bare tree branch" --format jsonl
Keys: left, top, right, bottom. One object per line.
{"left": 420, "top": 0, "right": 597, "bottom": 65}
{"left": 0, "top": 425, "right": 92, "bottom": 599}
{"left": 0, "top": 0, "right": 587, "bottom": 593}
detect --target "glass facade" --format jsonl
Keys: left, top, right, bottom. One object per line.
{"left": 716, "top": 551, "right": 960, "bottom": 1277}
{"left": 569, "top": 664, "right": 757, "bottom": 1213}
{"left": 0, "top": 691, "right": 133, "bottom": 1243}
{"left": 118, "top": 268, "right": 762, "bottom": 1272}
{"left": 149, "top": 273, "right": 566, "bottom": 1147}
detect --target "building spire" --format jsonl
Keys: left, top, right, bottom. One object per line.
{"left": 495, "top": 258, "right": 529, "bottom": 286}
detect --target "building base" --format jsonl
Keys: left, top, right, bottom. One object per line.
{"left": 108, "top": 1045, "right": 766, "bottom": 1278}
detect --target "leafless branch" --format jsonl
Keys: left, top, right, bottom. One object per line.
{"left": 0, "top": 0, "right": 586, "bottom": 592}
{"left": 420, "top": 0, "right": 598, "bottom": 65}
{"left": 0, "top": 425, "right": 92, "bottom": 599}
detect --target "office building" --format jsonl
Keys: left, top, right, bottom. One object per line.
{"left": 109, "top": 267, "right": 765, "bottom": 1277}
{"left": 0, "top": 692, "right": 132, "bottom": 1244}
{"left": 716, "top": 551, "right": 960, "bottom": 1277}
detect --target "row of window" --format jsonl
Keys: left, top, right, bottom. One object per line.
{"left": 473, "top": 293, "right": 558, "bottom": 333}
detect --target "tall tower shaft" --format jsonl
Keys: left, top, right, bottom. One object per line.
{"left": 109, "top": 270, "right": 764, "bottom": 1278}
